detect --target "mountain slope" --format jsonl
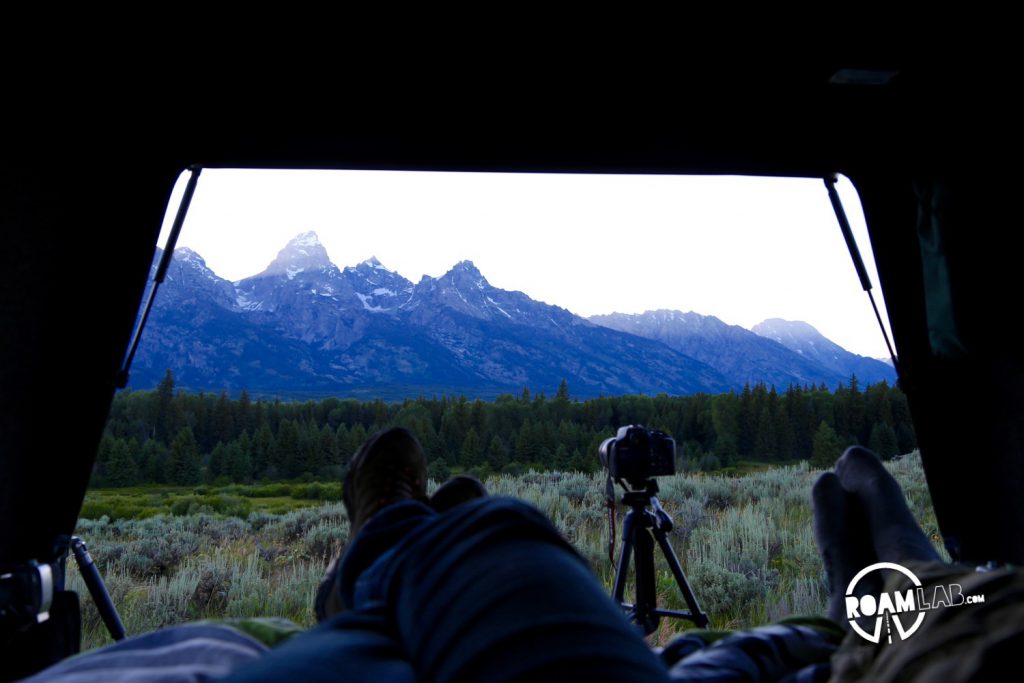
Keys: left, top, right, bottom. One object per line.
{"left": 590, "top": 310, "right": 849, "bottom": 388}
{"left": 133, "top": 235, "right": 730, "bottom": 397}
{"left": 132, "top": 233, "right": 893, "bottom": 397}
{"left": 751, "top": 318, "right": 896, "bottom": 385}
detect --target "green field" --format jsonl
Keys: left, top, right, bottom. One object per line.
{"left": 69, "top": 452, "right": 940, "bottom": 650}
{"left": 79, "top": 481, "right": 343, "bottom": 521}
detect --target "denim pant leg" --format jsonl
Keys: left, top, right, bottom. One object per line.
{"left": 221, "top": 502, "right": 434, "bottom": 683}
{"left": 224, "top": 497, "right": 669, "bottom": 683}
{"left": 354, "top": 497, "right": 669, "bottom": 683}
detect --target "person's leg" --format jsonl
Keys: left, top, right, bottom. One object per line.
{"left": 813, "top": 446, "right": 941, "bottom": 624}
{"left": 316, "top": 477, "right": 489, "bottom": 621}
{"left": 239, "top": 425, "right": 667, "bottom": 682}
{"left": 814, "top": 447, "right": 1024, "bottom": 682}
{"left": 833, "top": 446, "right": 940, "bottom": 565}
{"left": 226, "top": 500, "right": 436, "bottom": 683}
{"left": 222, "top": 609, "right": 415, "bottom": 683}
{"left": 813, "top": 468, "right": 881, "bottom": 623}
{"left": 228, "top": 494, "right": 668, "bottom": 683}
{"left": 352, "top": 496, "right": 669, "bottom": 683}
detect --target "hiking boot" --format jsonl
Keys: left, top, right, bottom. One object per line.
{"left": 343, "top": 427, "right": 430, "bottom": 537}
{"left": 316, "top": 427, "right": 429, "bottom": 622}
{"left": 430, "top": 475, "right": 488, "bottom": 513}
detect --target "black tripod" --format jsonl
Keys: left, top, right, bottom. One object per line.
{"left": 610, "top": 478, "right": 709, "bottom": 635}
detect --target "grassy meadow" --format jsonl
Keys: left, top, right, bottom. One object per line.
{"left": 69, "top": 453, "right": 940, "bottom": 651}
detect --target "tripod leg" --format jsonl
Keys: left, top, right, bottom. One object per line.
{"left": 611, "top": 510, "right": 635, "bottom": 604}
{"left": 652, "top": 526, "right": 710, "bottom": 628}
{"left": 633, "top": 523, "right": 659, "bottom": 635}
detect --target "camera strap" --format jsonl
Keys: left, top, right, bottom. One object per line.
{"left": 605, "top": 474, "right": 616, "bottom": 566}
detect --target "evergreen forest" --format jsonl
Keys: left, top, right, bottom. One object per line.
{"left": 93, "top": 370, "right": 916, "bottom": 488}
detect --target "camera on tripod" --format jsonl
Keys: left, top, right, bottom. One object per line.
{"left": 599, "top": 424, "right": 709, "bottom": 634}
{"left": 599, "top": 425, "right": 676, "bottom": 485}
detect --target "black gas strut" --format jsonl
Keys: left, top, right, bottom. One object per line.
{"left": 824, "top": 174, "right": 899, "bottom": 375}
{"left": 115, "top": 166, "right": 201, "bottom": 389}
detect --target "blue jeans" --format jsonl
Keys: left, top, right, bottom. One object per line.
{"left": 223, "top": 497, "right": 670, "bottom": 682}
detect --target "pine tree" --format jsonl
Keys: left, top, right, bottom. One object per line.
{"left": 738, "top": 383, "right": 755, "bottom": 457}
{"left": 226, "top": 441, "right": 252, "bottom": 482}
{"left": 469, "top": 399, "right": 487, "bottom": 433}
{"left": 92, "top": 434, "right": 116, "bottom": 486}
{"left": 553, "top": 444, "right": 570, "bottom": 471}
{"left": 348, "top": 423, "right": 368, "bottom": 460}
{"left": 371, "top": 399, "right": 389, "bottom": 427}
{"left": 833, "top": 382, "right": 850, "bottom": 443}
{"left": 755, "top": 406, "right": 777, "bottom": 460}
{"left": 570, "top": 449, "right": 596, "bottom": 473}
{"left": 215, "top": 391, "right": 235, "bottom": 444}
{"left": 191, "top": 392, "right": 213, "bottom": 453}
{"left": 252, "top": 423, "right": 274, "bottom": 479}
{"left": 891, "top": 387, "right": 912, "bottom": 425}
{"left": 106, "top": 438, "right": 138, "bottom": 487}
{"left": 439, "top": 404, "right": 468, "bottom": 461}
{"left": 318, "top": 424, "right": 339, "bottom": 470}
{"left": 295, "top": 420, "right": 321, "bottom": 477}
{"left": 774, "top": 399, "right": 795, "bottom": 461}
{"left": 784, "top": 385, "right": 813, "bottom": 459}
{"left": 460, "top": 428, "right": 482, "bottom": 468}
{"left": 167, "top": 427, "right": 201, "bottom": 485}
{"left": 556, "top": 379, "right": 570, "bottom": 401}
{"left": 848, "top": 374, "right": 865, "bottom": 444}
{"left": 514, "top": 420, "right": 541, "bottom": 463}
{"left": 486, "top": 435, "right": 509, "bottom": 470}
{"left": 155, "top": 369, "right": 176, "bottom": 444}
{"left": 864, "top": 382, "right": 893, "bottom": 429}
{"left": 275, "top": 419, "right": 301, "bottom": 478}
{"left": 811, "top": 421, "right": 843, "bottom": 469}
{"left": 140, "top": 439, "right": 167, "bottom": 484}
{"left": 556, "top": 420, "right": 579, "bottom": 456}
{"left": 869, "top": 422, "right": 898, "bottom": 460}
{"left": 896, "top": 422, "right": 917, "bottom": 455}
{"left": 208, "top": 441, "right": 228, "bottom": 482}
{"left": 427, "top": 456, "right": 450, "bottom": 482}
{"left": 237, "top": 389, "right": 253, "bottom": 434}
{"left": 710, "top": 392, "right": 740, "bottom": 466}
{"left": 334, "top": 423, "right": 351, "bottom": 467}
{"left": 235, "top": 431, "right": 253, "bottom": 482}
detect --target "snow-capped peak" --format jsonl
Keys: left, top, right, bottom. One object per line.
{"left": 357, "top": 256, "right": 394, "bottom": 273}
{"left": 344, "top": 257, "right": 403, "bottom": 280}
{"left": 174, "top": 246, "right": 203, "bottom": 261}
{"left": 453, "top": 259, "right": 480, "bottom": 274}
{"left": 289, "top": 231, "right": 322, "bottom": 248}
{"left": 172, "top": 247, "right": 213, "bottom": 272}
{"left": 258, "top": 232, "right": 335, "bottom": 279}
{"left": 752, "top": 318, "right": 821, "bottom": 340}
{"left": 444, "top": 260, "right": 489, "bottom": 287}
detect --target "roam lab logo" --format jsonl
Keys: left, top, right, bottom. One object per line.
{"left": 846, "top": 562, "right": 986, "bottom": 644}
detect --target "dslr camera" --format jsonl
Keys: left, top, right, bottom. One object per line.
{"left": 599, "top": 425, "right": 676, "bottom": 484}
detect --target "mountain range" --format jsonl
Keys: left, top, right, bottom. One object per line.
{"left": 131, "top": 231, "right": 896, "bottom": 398}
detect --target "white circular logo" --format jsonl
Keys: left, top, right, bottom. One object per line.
{"left": 846, "top": 562, "right": 925, "bottom": 643}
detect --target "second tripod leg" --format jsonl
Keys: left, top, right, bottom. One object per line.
{"left": 652, "top": 525, "right": 709, "bottom": 628}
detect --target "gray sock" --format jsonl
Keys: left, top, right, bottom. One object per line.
{"left": 834, "top": 446, "right": 940, "bottom": 564}
{"left": 813, "top": 472, "right": 879, "bottom": 624}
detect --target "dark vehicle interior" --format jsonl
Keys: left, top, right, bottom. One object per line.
{"left": 2, "top": 55, "right": 1017, "bottom": 678}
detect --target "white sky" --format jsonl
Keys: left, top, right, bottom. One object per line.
{"left": 158, "top": 169, "right": 892, "bottom": 359}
